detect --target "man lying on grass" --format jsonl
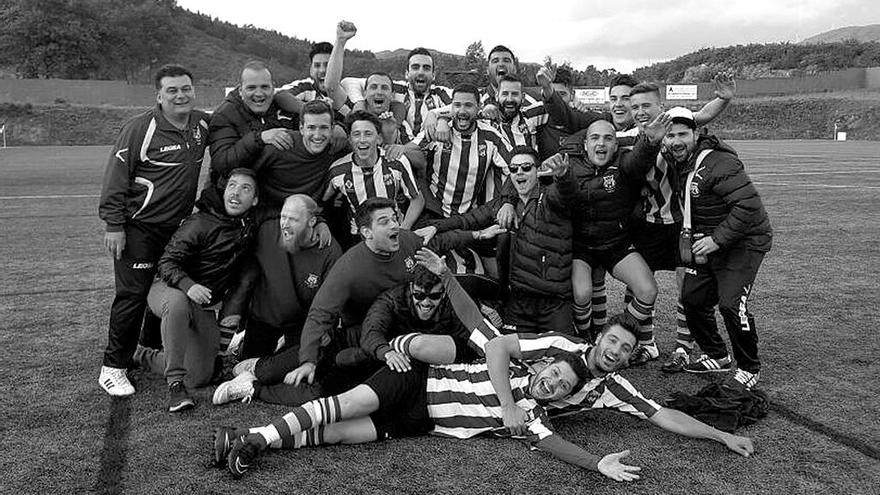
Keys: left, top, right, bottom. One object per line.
{"left": 211, "top": 248, "right": 754, "bottom": 482}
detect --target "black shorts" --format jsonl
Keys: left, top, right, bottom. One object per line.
{"left": 452, "top": 336, "right": 480, "bottom": 363}
{"left": 365, "top": 364, "right": 432, "bottom": 439}
{"left": 573, "top": 242, "right": 639, "bottom": 273}
{"left": 632, "top": 220, "right": 681, "bottom": 272}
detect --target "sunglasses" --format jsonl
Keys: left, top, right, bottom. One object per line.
{"left": 508, "top": 162, "right": 535, "bottom": 174}
{"left": 412, "top": 290, "right": 444, "bottom": 301}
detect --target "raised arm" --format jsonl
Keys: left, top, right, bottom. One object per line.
{"left": 694, "top": 72, "right": 735, "bottom": 126}
{"left": 324, "top": 21, "right": 358, "bottom": 111}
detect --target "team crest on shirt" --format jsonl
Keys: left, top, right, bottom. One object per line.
{"left": 404, "top": 256, "right": 416, "bottom": 272}
{"left": 583, "top": 389, "right": 602, "bottom": 407}
{"left": 305, "top": 273, "right": 320, "bottom": 289}
{"left": 383, "top": 173, "right": 394, "bottom": 186}
{"left": 602, "top": 175, "right": 617, "bottom": 193}
{"left": 442, "top": 142, "right": 452, "bottom": 152}
{"left": 517, "top": 120, "right": 529, "bottom": 134}
{"left": 344, "top": 179, "right": 355, "bottom": 193}
{"left": 690, "top": 181, "right": 701, "bottom": 198}
{"left": 478, "top": 144, "right": 487, "bottom": 157}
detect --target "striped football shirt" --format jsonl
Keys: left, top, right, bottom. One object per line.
{"left": 327, "top": 152, "right": 419, "bottom": 233}
{"left": 278, "top": 77, "right": 328, "bottom": 102}
{"left": 413, "top": 120, "right": 511, "bottom": 217}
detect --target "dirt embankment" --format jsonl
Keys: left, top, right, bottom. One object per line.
{"left": 2, "top": 91, "right": 880, "bottom": 145}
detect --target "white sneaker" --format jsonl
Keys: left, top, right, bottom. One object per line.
{"left": 99, "top": 366, "right": 135, "bottom": 396}
{"left": 212, "top": 371, "right": 256, "bottom": 405}
{"left": 726, "top": 368, "right": 760, "bottom": 390}
{"left": 232, "top": 358, "right": 258, "bottom": 377}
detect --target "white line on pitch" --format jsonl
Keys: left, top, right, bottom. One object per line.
{"left": 754, "top": 182, "right": 880, "bottom": 189}
{"left": 0, "top": 194, "right": 97, "bottom": 200}
{"left": 751, "top": 170, "right": 880, "bottom": 177}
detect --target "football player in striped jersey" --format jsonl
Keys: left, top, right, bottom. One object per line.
{"left": 213, "top": 248, "right": 754, "bottom": 482}
{"left": 323, "top": 111, "right": 424, "bottom": 240}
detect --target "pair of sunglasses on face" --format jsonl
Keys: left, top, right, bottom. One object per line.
{"left": 508, "top": 162, "right": 536, "bottom": 174}
{"left": 412, "top": 289, "right": 444, "bottom": 301}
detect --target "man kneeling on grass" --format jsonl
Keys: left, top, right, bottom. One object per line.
{"left": 135, "top": 169, "right": 257, "bottom": 411}
{"left": 211, "top": 249, "right": 754, "bottom": 482}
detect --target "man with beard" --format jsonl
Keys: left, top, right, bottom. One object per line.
{"left": 663, "top": 107, "right": 771, "bottom": 389}
{"left": 494, "top": 74, "right": 551, "bottom": 150}
{"left": 418, "top": 146, "right": 575, "bottom": 334}
{"left": 227, "top": 198, "right": 492, "bottom": 405}
{"left": 221, "top": 194, "right": 343, "bottom": 359}
{"left": 98, "top": 64, "right": 209, "bottom": 396}
{"left": 213, "top": 264, "right": 481, "bottom": 405}
{"left": 278, "top": 42, "right": 333, "bottom": 103}
{"left": 425, "top": 45, "right": 545, "bottom": 144}
{"left": 534, "top": 66, "right": 734, "bottom": 356}
{"left": 135, "top": 169, "right": 258, "bottom": 411}
{"left": 406, "top": 84, "right": 511, "bottom": 219}
{"left": 626, "top": 83, "right": 732, "bottom": 371}
{"left": 211, "top": 249, "right": 754, "bottom": 482}
{"left": 396, "top": 47, "right": 452, "bottom": 136}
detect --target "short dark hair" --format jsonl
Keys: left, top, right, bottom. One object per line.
{"left": 452, "top": 83, "right": 480, "bottom": 102}
{"left": 345, "top": 110, "right": 383, "bottom": 135}
{"left": 553, "top": 66, "right": 573, "bottom": 87}
{"left": 355, "top": 197, "right": 397, "bottom": 231}
{"left": 366, "top": 72, "right": 394, "bottom": 87}
{"left": 498, "top": 74, "right": 522, "bottom": 87}
{"left": 218, "top": 167, "right": 257, "bottom": 192}
{"left": 552, "top": 351, "right": 591, "bottom": 393}
{"left": 510, "top": 145, "right": 538, "bottom": 164}
{"left": 630, "top": 82, "right": 661, "bottom": 99}
{"left": 154, "top": 64, "right": 193, "bottom": 90}
{"left": 610, "top": 74, "right": 639, "bottom": 89}
{"left": 408, "top": 47, "right": 434, "bottom": 66}
{"left": 488, "top": 45, "right": 517, "bottom": 63}
{"left": 299, "top": 100, "right": 333, "bottom": 125}
{"left": 309, "top": 42, "right": 333, "bottom": 61}
{"left": 602, "top": 312, "right": 641, "bottom": 341}
{"left": 411, "top": 265, "right": 442, "bottom": 290}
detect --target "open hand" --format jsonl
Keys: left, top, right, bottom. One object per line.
{"left": 597, "top": 450, "right": 642, "bottom": 482}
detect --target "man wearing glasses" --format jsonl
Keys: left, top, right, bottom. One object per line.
{"left": 417, "top": 145, "right": 576, "bottom": 334}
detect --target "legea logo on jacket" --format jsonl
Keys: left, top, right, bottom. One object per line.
{"left": 160, "top": 144, "right": 182, "bottom": 153}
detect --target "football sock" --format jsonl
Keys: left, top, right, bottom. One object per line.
{"left": 257, "top": 396, "right": 342, "bottom": 450}
{"left": 573, "top": 301, "right": 592, "bottom": 337}
{"left": 591, "top": 280, "right": 608, "bottom": 330}
{"left": 390, "top": 333, "right": 420, "bottom": 358}
{"left": 675, "top": 300, "right": 695, "bottom": 350}
{"left": 626, "top": 296, "right": 656, "bottom": 345}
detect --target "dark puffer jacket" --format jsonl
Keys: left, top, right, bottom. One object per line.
{"left": 563, "top": 132, "right": 659, "bottom": 251}
{"left": 431, "top": 178, "right": 575, "bottom": 300}
{"left": 667, "top": 135, "right": 772, "bottom": 253}
{"left": 208, "top": 88, "right": 298, "bottom": 180}
{"left": 360, "top": 284, "right": 470, "bottom": 360}
{"left": 157, "top": 186, "right": 256, "bottom": 306}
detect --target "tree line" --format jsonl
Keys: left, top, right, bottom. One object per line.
{"left": 1, "top": 0, "right": 877, "bottom": 86}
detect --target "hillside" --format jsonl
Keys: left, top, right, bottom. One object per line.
{"left": 801, "top": 24, "right": 880, "bottom": 44}
{"left": 633, "top": 40, "right": 880, "bottom": 83}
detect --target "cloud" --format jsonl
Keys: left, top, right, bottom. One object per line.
{"left": 178, "top": 0, "right": 880, "bottom": 73}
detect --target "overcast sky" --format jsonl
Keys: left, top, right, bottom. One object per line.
{"left": 177, "top": 0, "right": 880, "bottom": 73}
